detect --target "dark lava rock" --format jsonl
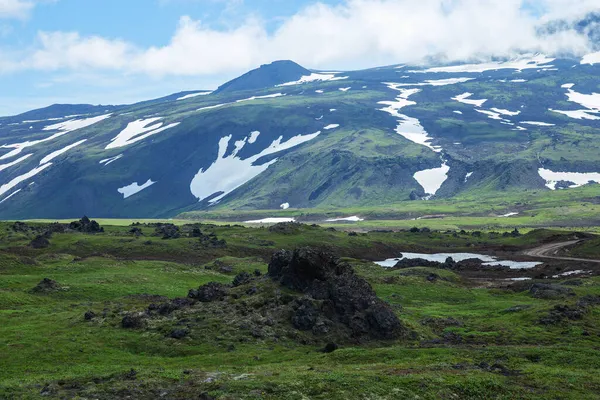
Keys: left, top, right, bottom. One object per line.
{"left": 153, "top": 224, "right": 180, "bottom": 239}
{"left": 426, "top": 273, "right": 439, "bottom": 282}
{"left": 31, "top": 278, "right": 62, "bottom": 293}
{"left": 254, "top": 269, "right": 262, "bottom": 277}
{"left": 539, "top": 305, "right": 588, "bottom": 325}
{"left": 529, "top": 283, "right": 575, "bottom": 299}
{"left": 155, "top": 298, "right": 194, "bottom": 315}
{"left": 502, "top": 305, "right": 532, "bottom": 313}
{"left": 69, "top": 216, "right": 104, "bottom": 233}
{"left": 121, "top": 313, "right": 145, "bottom": 329}
{"left": 12, "top": 221, "right": 30, "bottom": 232}
{"left": 188, "top": 282, "right": 229, "bottom": 302}
{"left": 219, "top": 265, "right": 234, "bottom": 274}
{"left": 348, "top": 232, "right": 358, "bottom": 237}
{"left": 269, "top": 247, "right": 404, "bottom": 339}
{"left": 30, "top": 234, "right": 50, "bottom": 249}
{"left": 292, "top": 298, "right": 319, "bottom": 330}
{"left": 232, "top": 272, "right": 252, "bottom": 287}
{"left": 420, "top": 317, "right": 463, "bottom": 333}
{"left": 84, "top": 311, "right": 96, "bottom": 321}
{"left": 170, "top": 329, "right": 189, "bottom": 339}
{"left": 393, "top": 258, "right": 441, "bottom": 269}
{"left": 561, "top": 279, "right": 584, "bottom": 286}
{"left": 323, "top": 342, "right": 339, "bottom": 353}
{"left": 268, "top": 222, "right": 301, "bottom": 235}
{"left": 198, "top": 393, "right": 216, "bottom": 400}
{"left": 129, "top": 227, "right": 143, "bottom": 236}
{"left": 577, "top": 295, "right": 600, "bottom": 308}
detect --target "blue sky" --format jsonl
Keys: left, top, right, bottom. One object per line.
{"left": 0, "top": 0, "right": 597, "bottom": 115}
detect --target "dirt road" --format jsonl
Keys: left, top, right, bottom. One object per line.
{"left": 523, "top": 240, "right": 600, "bottom": 264}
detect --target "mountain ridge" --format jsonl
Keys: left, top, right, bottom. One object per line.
{"left": 1, "top": 55, "right": 600, "bottom": 219}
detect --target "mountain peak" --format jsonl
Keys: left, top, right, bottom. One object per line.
{"left": 215, "top": 60, "right": 311, "bottom": 94}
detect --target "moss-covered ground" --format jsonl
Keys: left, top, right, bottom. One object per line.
{"left": 1, "top": 221, "right": 600, "bottom": 399}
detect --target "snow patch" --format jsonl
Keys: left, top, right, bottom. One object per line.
{"left": 277, "top": 73, "right": 348, "bottom": 86}
{"left": 414, "top": 163, "right": 450, "bottom": 196}
{"left": 553, "top": 270, "right": 591, "bottom": 278}
{"left": 177, "top": 91, "right": 212, "bottom": 100}
{"left": 324, "top": 124, "right": 339, "bottom": 130}
{"left": 325, "top": 216, "right": 364, "bottom": 222}
{"left": 106, "top": 118, "right": 180, "bottom": 149}
{"left": 190, "top": 131, "right": 322, "bottom": 203}
{"left": 464, "top": 172, "right": 473, "bottom": 182}
{"left": 280, "top": 203, "right": 290, "bottom": 210}
{"left": 393, "top": 77, "right": 474, "bottom": 87}
{"left": 0, "top": 114, "right": 110, "bottom": 161}
{"left": 452, "top": 92, "right": 487, "bottom": 107}
{"left": 39, "top": 140, "right": 86, "bottom": 165}
{"left": 339, "top": 87, "right": 351, "bottom": 92}
{"left": 521, "top": 121, "right": 555, "bottom": 127}
{"left": 581, "top": 52, "right": 600, "bottom": 65}
{"left": 117, "top": 179, "right": 156, "bottom": 199}
{"left": 538, "top": 168, "right": 600, "bottom": 190}
{"left": 549, "top": 109, "right": 600, "bottom": 120}
{"left": 0, "top": 162, "right": 52, "bottom": 197}
{"left": 510, "top": 79, "right": 527, "bottom": 83}
{"left": 499, "top": 212, "right": 519, "bottom": 218}
{"left": 561, "top": 83, "right": 575, "bottom": 89}
{"left": 245, "top": 217, "right": 296, "bottom": 224}
{"left": 412, "top": 55, "right": 554, "bottom": 73}
{"left": 248, "top": 131, "right": 260, "bottom": 144}
{"left": 453, "top": 111, "right": 463, "bottom": 115}
{"left": 0, "top": 188, "right": 21, "bottom": 204}
{"left": 378, "top": 84, "right": 441, "bottom": 152}
{"left": 490, "top": 108, "right": 521, "bottom": 116}
{"left": 0, "top": 154, "right": 32, "bottom": 172}
{"left": 100, "top": 154, "right": 124, "bottom": 166}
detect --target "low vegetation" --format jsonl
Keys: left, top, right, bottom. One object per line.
{"left": 1, "top": 219, "right": 600, "bottom": 399}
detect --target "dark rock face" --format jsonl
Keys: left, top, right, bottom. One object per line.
{"left": 323, "top": 342, "right": 339, "bottom": 353}
{"left": 69, "top": 216, "right": 103, "bottom": 233}
{"left": 84, "top": 311, "right": 96, "bottom": 321}
{"left": 529, "top": 283, "right": 575, "bottom": 299}
{"left": 121, "top": 313, "right": 145, "bottom": 329}
{"left": 170, "top": 329, "right": 189, "bottom": 339}
{"left": 268, "top": 247, "right": 404, "bottom": 339}
{"left": 539, "top": 305, "right": 587, "bottom": 325}
{"left": 268, "top": 222, "right": 302, "bottom": 235}
{"left": 30, "top": 234, "right": 50, "bottom": 249}
{"left": 153, "top": 224, "right": 180, "bottom": 239}
{"left": 232, "top": 272, "right": 252, "bottom": 287}
{"left": 31, "top": 278, "right": 62, "bottom": 293}
{"left": 188, "top": 282, "right": 229, "bottom": 302}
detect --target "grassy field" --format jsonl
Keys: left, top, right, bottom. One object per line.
{"left": 1, "top": 220, "right": 600, "bottom": 399}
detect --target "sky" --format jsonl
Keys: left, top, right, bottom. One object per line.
{"left": 0, "top": 0, "right": 598, "bottom": 115}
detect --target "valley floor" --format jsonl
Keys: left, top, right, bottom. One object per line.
{"left": 1, "top": 219, "right": 600, "bottom": 399}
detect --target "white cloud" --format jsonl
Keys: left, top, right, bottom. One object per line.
{"left": 5, "top": 0, "right": 600, "bottom": 76}
{"left": 0, "top": 0, "right": 33, "bottom": 19}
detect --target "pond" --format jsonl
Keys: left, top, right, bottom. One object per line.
{"left": 375, "top": 252, "right": 542, "bottom": 270}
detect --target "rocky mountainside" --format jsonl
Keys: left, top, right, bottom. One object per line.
{"left": 1, "top": 55, "right": 600, "bottom": 218}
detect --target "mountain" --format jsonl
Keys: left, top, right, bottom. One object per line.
{"left": 215, "top": 60, "right": 312, "bottom": 93}
{"left": 1, "top": 54, "right": 600, "bottom": 219}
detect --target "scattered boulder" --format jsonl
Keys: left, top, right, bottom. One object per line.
{"left": 539, "top": 305, "right": 587, "bottom": 325}
{"left": 188, "top": 282, "right": 229, "bottom": 302}
{"left": 121, "top": 313, "right": 145, "bottom": 329}
{"left": 322, "top": 342, "right": 339, "bottom": 353}
{"left": 84, "top": 311, "right": 96, "bottom": 321}
{"left": 69, "top": 216, "right": 104, "bottom": 233}
{"left": 268, "top": 247, "right": 405, "bottom": 339}
{"left": 153, "top": 224, "right": 180, "bottom": 239}
{"left": 129, "top": 227, "right": 143, "bottom": 236}
{"left": 11, "top": 221, "right": 30, "bottom": 232}
{"left": 268, "top": 222, "right": 301, "bottom": 235}
{"left": 31, "top": 278, "right": 63, "bottom": 293}
{"left": 232, "top": 272, "right": 252, "bottom": 287}
{"left": 529, "top": 283, "right": 575, "bottom": 299}
{"left": 29, "top": 234, "right": 50, "bottom": 249}
{"left": 170, "top": 329, "right": 189, "bottom": 339}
